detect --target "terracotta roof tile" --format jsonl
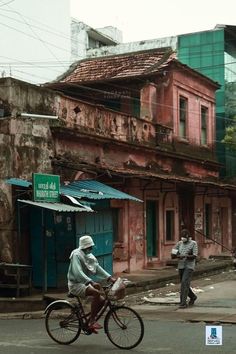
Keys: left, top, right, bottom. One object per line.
{"left": 60, "top": 48, "right": 176, "bottom": 84}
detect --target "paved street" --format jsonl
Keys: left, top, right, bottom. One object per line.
{"left": 0, "top": 269, "right": 236, "bottom": 354}
{"left": 125, "top": 268, "right": 236, "bottom": 324}
{"left": 0, "top": 317, "right": 235, "bottom": 353}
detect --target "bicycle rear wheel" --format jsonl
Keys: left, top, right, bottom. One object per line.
{"left": 45, "top": 301, "right": 81, "bottom": 345}
{"left": 104, "top": 306, "right": 144, "bottom": 349}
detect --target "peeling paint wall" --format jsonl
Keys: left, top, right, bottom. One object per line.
{"left": 172, "top": 69, "right": 216, "bottom": 149}
{"left": 0, "top": 78, "right": 57, "bottom": 262}
{"left": 194, "top": 195, "right": 232, "bottom": 259}
{"left": 0, "top": 76, "right": 232, "bottom": 272}
{"left": 52, "top": 90, "right": 232, "bottom": 271}
{"left": 56, "top": 95, "right": 157, "bottom": 147}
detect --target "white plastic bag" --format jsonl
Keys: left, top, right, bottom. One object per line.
{"left": 109, "top": 277, "right": 126, "bottom": 300}
{"left": 111, "top": 277, "right": 123, "bottom": 291}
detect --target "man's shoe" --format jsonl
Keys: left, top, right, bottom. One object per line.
{"left": 92, "top": 322, "right": 103, "bottom": 329}
{"left": 88, "top": 322, "right": 103, "bottom": 333}
{"left": 88, "top": 325, "right": 98, "bottom": 334}
{"left": 189, "top": 295, "right": 197, "bottom": 306}
{"left": 178, "top": 304, "right": 187, "bottom": 309}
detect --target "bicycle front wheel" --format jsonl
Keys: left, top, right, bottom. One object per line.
{"left": 45, "top": 301, "right": 81, "bottom": 345}
{"left": 104, "top": 306, "right": 144, "bottom": 349}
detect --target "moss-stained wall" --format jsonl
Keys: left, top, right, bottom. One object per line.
{"left": 0, "top": 77, "right": 58, "bottom": 262}
{"left": 0, "top": 77, "right": 57, "bottom": 117}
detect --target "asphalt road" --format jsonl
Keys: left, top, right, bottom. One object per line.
{"left": 0, "top": 318, "right": 235, "bottom": 354}
{"left": 125, "top": 268, "right": 236, "bottom": 308}
{"left": 1, "top": 269, "right": 236, "bottom": 354}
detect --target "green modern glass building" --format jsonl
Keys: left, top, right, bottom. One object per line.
{"left": 177, "top": 25, "right": 236, "bottom": 178}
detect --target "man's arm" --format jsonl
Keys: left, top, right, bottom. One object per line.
{"left": 96, "top": 263, "right": 114, "bottom": 281}
{"left": 171, "top": 242, "right": 180, "bottom": 259}
{"left": 70, "top": 254, "right": 92, "bottom": 284}
{"left": 185, "top": 254, "right": 196, "bottom": 260}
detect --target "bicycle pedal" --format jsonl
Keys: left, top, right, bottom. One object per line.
{"left": 85, "top": 328, "right": 98, "bottom": 334}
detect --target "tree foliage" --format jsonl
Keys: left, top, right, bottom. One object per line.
{"left": 222, "top": 119, "right": 236, "bottom": 150}
{"left": 222, "top": 81, "right": 236, "bottom": 150}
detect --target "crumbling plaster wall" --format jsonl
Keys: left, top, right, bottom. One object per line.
{"left": 194, "top": 194, "right": 232, "bottom": 259}
{"left": 0, "top": 77, "right": 58, "bottom": 262}
{"left": 56, "top": 95, "right": 157, "bottom": 146}
{"left": 0, "top": 77, "right": 57, "bottom": 117}
{"left": 55, "top": 88, "right": 218, "bottom": 178}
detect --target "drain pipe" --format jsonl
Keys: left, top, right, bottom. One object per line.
{"left": 127, "top": 200, "right": 131, "bottom": 273}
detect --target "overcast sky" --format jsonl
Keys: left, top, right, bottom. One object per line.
{"left": 71, "top": 0, "right": 236, "bottom": 42}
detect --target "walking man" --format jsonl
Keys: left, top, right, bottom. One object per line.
{"left": 171, "top": 229, "right": 198, "bottom": 308}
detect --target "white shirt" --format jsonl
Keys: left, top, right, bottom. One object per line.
{"left": 173, "top": 239, "right": 198, "bottom": 270}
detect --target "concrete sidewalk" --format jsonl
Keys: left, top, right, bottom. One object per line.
{"left": 132, "top": 303, "right": 236, "bottom": 325}
{"left": 132, "top": 276, "right": 236, "bottom": 325}
{"left": 123, "top": 258, "right": 234, "bottom": 294}
{"left": 0, "top": 258, "right": 233, "bottom": 316}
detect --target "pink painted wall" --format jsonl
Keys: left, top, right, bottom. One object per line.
{"left": 51, "top": 68, "right": 231, "bottom": 272}
{"left": 156, "top": 66, "right": 216, "bottom": 151}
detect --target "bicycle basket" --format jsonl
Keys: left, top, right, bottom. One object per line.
{"left": 108, "top": 278, "right": 126, "bottom": 300}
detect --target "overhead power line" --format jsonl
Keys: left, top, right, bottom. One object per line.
{"left": 0, "top": 4, "right": 235, "bottom": 113}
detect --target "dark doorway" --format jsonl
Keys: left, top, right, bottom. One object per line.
{"left": 146, "top": 200, "right": 158, "bottom": 257}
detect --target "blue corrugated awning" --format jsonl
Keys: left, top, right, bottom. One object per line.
{"left": 6, "top": 178, "right": 32, "bottom": 188}
{"left": 6, "top": 178, "right": 142, "bottom": 202}
{"left": 60, "top": 180, "right": 142, "bottom": 202}
{"left": 18, "top": 199, "right": 93, "bottom": 212}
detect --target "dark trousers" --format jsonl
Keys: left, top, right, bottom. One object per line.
{"left": 178, "top": 268, "right": 196, "bottom": 306}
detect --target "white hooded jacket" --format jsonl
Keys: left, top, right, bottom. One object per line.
{"left": 67, "top": 247, "right": 111, "bottom": 285}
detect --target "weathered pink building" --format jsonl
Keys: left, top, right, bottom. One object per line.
{"left": 1, "top": 48, "right": 236, "bottom": 282}
{"left": 47, "top": 48, "right": 235, "bottom": 272}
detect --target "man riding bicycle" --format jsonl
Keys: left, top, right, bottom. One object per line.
{"left": 67, "top": 235, "right": 116, "bottom": 332}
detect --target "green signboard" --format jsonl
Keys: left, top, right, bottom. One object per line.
{"left": 33, "top": 173, "right": 60, "bottom": 202}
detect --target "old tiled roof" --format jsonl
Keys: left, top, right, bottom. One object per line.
{"left": 59, "top": 48, "right": 176, "bottom": 84}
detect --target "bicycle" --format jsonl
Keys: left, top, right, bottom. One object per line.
{"left": 44, "top": 282, "right": 144, "bottom": 350}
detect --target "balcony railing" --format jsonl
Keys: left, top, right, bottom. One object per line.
{"left": 58, "top": 98, "right": 173, "bottom": 148}
{"left": 56, "top": 98, "right": 216, "bottom": 162}
{"left": 155, "top": 124, "right": 173, "bottom": 145}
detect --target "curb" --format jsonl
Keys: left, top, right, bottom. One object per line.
{"left": 0, "top": 311, "right": 44, "bottom": 320}
{"left": 0, "top": 260, "right": 233, "bottom": 319}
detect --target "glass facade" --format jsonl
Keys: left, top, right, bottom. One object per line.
{"left": 178, "top": 27, "right": 236, "bottom": 177}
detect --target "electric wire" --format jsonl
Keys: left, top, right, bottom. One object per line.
{"left": 10, "top": 8, "right": 68, "bottom": 72}
{"left": 0, "top": 64, "right": 234, "bottom": 129}
{"left": 0, "top": 4, "right": 235, "bottom": 65}
{"left": 0, "top": 85, "right": 235, "bottom": 148}
{"left": 0, "top": 0, "right": 14, "bottom": 7}
{"left": 0, "top": 6, "right": 236, "bottom": 69}
{"left": 0, "top": 14, "right": 235, "bottom": 85}
{"left": 0, "top": 4, "right": 235, "bottom": 126}
{"left": 45, "top": 79, "right": 236, "bottom": 125}
{"left": 0, "top": 4, "right": 235, "bottom": 176}
{"left": 0, "top": 4, "right": 115, "bottom": 58}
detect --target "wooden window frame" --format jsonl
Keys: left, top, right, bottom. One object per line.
{"left": 165, "top": 209, "right": 175, "bottom": 242}
{"left": 201, "top": 105, "right": 208, "bottom": 145}
{"left": 204, "top": 203, "right": 212, "bottom": 240}
{"left": 179, "top": 96, "right": 188, "bottom": 140}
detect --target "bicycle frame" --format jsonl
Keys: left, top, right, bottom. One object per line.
{"left": 45, "top": 285, "right": 144, "bottom": 349}
{"left": 73, "top": 293, "right": 118, "bottom": 334}
{"left": 44, "top": 287, "right": 118, "bottom": 335}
